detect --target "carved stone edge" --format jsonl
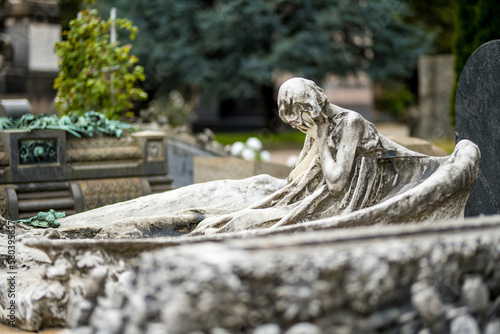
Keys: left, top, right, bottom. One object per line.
{"left": 25, "top": 215, "right": 500, "bottom": 261}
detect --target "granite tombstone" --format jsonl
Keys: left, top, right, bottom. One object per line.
{"left": 456, "top": 40, "right": 500, "bottom": 216}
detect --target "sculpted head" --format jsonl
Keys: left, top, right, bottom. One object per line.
{"left": 277, "top": 77, "right": 329, "bottom": 131}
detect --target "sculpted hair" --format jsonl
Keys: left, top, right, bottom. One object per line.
{"left": 278, "top": 77, "right": 331, "bottom": 120}
{"left": 311, "top": 83, "right": 329, "bottom": 117}
{"left": 300, "top": 78, "right": 329, "bottom": 119}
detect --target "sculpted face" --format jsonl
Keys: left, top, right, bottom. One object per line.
{"left": 277, "top": 78, "right": 326, "bottom": 133}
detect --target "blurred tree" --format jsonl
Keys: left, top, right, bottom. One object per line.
{"left": 98, "top": 0, "right": 430, "bottom": 129}
{"left": 406, "top": 0, "right": 454, "bottom": 55}
{"left": 369, "top": 0, "right": 453, "bottom": 119}
{"left": 450, "top": 0, "right": 500, "bottom": 125}
{"left": 473, "top": 0, "right": 500, "bottom": 48}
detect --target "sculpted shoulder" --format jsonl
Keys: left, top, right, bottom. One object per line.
{"left": 332, "top": 109, "right": 367, "bottom": 132}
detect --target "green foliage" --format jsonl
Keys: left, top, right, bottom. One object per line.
{"left": 405, "top": 0, "right": 454, "bottom": 54}
{"left": 430, "top": 138, "right": 455, "bottom": 155}
{"left": 377, "top": 85, "right": 414, "bottom": 121}
{"left": 0, "top": 111, "right": 136, "bottom": 138}
{"left": 450, "top": 0, "right": 500, "bottom": 125}
{"left": 0, "top": 117, "right": 15, "bottom": 130}
{"left": 473, "top": 0, "right": 500, "bottom": 47}
{"left": 215, "top": 130, "right": 306, "bottom": 150}
{"left": 450, "top": 0, "right": 479, "bottom": 126}
{"left": 53, "top": 8, "right": 147, "bottom": 119}
{"left": 98, "top": 0, "right": 430, "bottom": 99}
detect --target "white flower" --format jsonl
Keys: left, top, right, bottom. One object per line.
{"left": 260, "top": 150, "right": 271, "bottom": 162}
{"left": 286, "top": 155, "right": 298, "bottom": 167}
{"left": 241, "top": 148, "right": 256, "bottom": 160}
{"left": 230, "top": 141, "right": 245, "bottom": 156}
{"left": 246, "top": 137, "right": 262, "bottom": 151}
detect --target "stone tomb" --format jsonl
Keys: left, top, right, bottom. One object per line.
{"left": 0, "top": 130, "right": 173, "bottom": 220}
{"left": 456, "top": 40, "right": 500, "bottom": 216}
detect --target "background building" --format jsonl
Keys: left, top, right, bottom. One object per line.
{"left": 0, "top": 0, "right": 61, "bottom": 114}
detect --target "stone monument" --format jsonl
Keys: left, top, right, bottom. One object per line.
{"left": 456, "top": 40, "right": 500, "bottom": 216}
{"left": 54, "top": 77, "right": 480, "bottom": 239}
{"left": 0, "top": 112, "right": 173, "bottom": 220}
{"left": 0, "top": 78, "right": 484, "bottom": 333}
{"left": 414, "top": 54, "right": 455, "bottom": 140}
{"left": 0, "top": 0, "right": 61, "bottom": 114}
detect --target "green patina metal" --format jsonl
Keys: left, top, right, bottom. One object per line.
{"left": 0, "top": 111, "right": 137, "bottom": 138}
{"left": 14, "top": 209, "right": 65, "bottom": 228}
{"left": 0, "top": 117, "right": 16, "bottom": 130}
{"left": 19, "top": 139, "right": 58, "bottom": 164}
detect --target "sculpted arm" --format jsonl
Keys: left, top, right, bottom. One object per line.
{"left": 317, "top": 116, "right": 362, "bottom": 196}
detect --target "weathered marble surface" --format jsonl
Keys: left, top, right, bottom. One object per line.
{"left": 53, "top": 78, "right": 480, "bottom": 239}
{"left": 58, "top": 174, "right": 285, "bottom": 239}
{"left": 5, "top": 216, "right": 500, "bottom": 333}
{"left": 456, "top": 40, "right": 500, "bottom": 216}
{"left": 189, "top": 78, "right": 477, "bottom": 235}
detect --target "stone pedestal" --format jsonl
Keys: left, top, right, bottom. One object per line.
{"left": 193, "top": 156, "right": 291, "bottom": 183}
{"left": 414, "top": 55, "right": 455, "bottom": 140}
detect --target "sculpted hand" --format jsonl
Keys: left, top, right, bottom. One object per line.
{"left": 301, "top": 113, "right": 319, "bottom": 139}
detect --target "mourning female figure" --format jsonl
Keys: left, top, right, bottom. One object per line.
{"left": 190, "top": 77, "right": 425, "bottom": 235}
{"left": 62, "top": 77, "right": 478, "bottom": 238}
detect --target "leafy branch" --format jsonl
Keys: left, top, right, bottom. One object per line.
{"left": 53, "top": 8, "right": 147, "bottom": 119}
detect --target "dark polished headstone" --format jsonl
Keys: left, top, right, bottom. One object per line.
{"left": 456, "top": 40, "right": 500, "bottom": 216}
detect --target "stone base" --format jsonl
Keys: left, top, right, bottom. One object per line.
{"left": 388, "top": 135, "right": 448, "bottom": 156}
{"left": 193, "top": 156, "right": 291, "bottom": 183}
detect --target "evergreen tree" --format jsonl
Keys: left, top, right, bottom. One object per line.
{"left": 450, "top": 0, "right": 500, "bottom": 125}
{"left": 450, "top": 0, "right": 479, "bottom": 126}
{"left": 99, "top": 0, "right": 430, "bottom": 128}
{"left": 405, "top": 0, "right": 454, "bottom": 55}
{"left": 473, "top": 0, "right": 500, "bottom": 47}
